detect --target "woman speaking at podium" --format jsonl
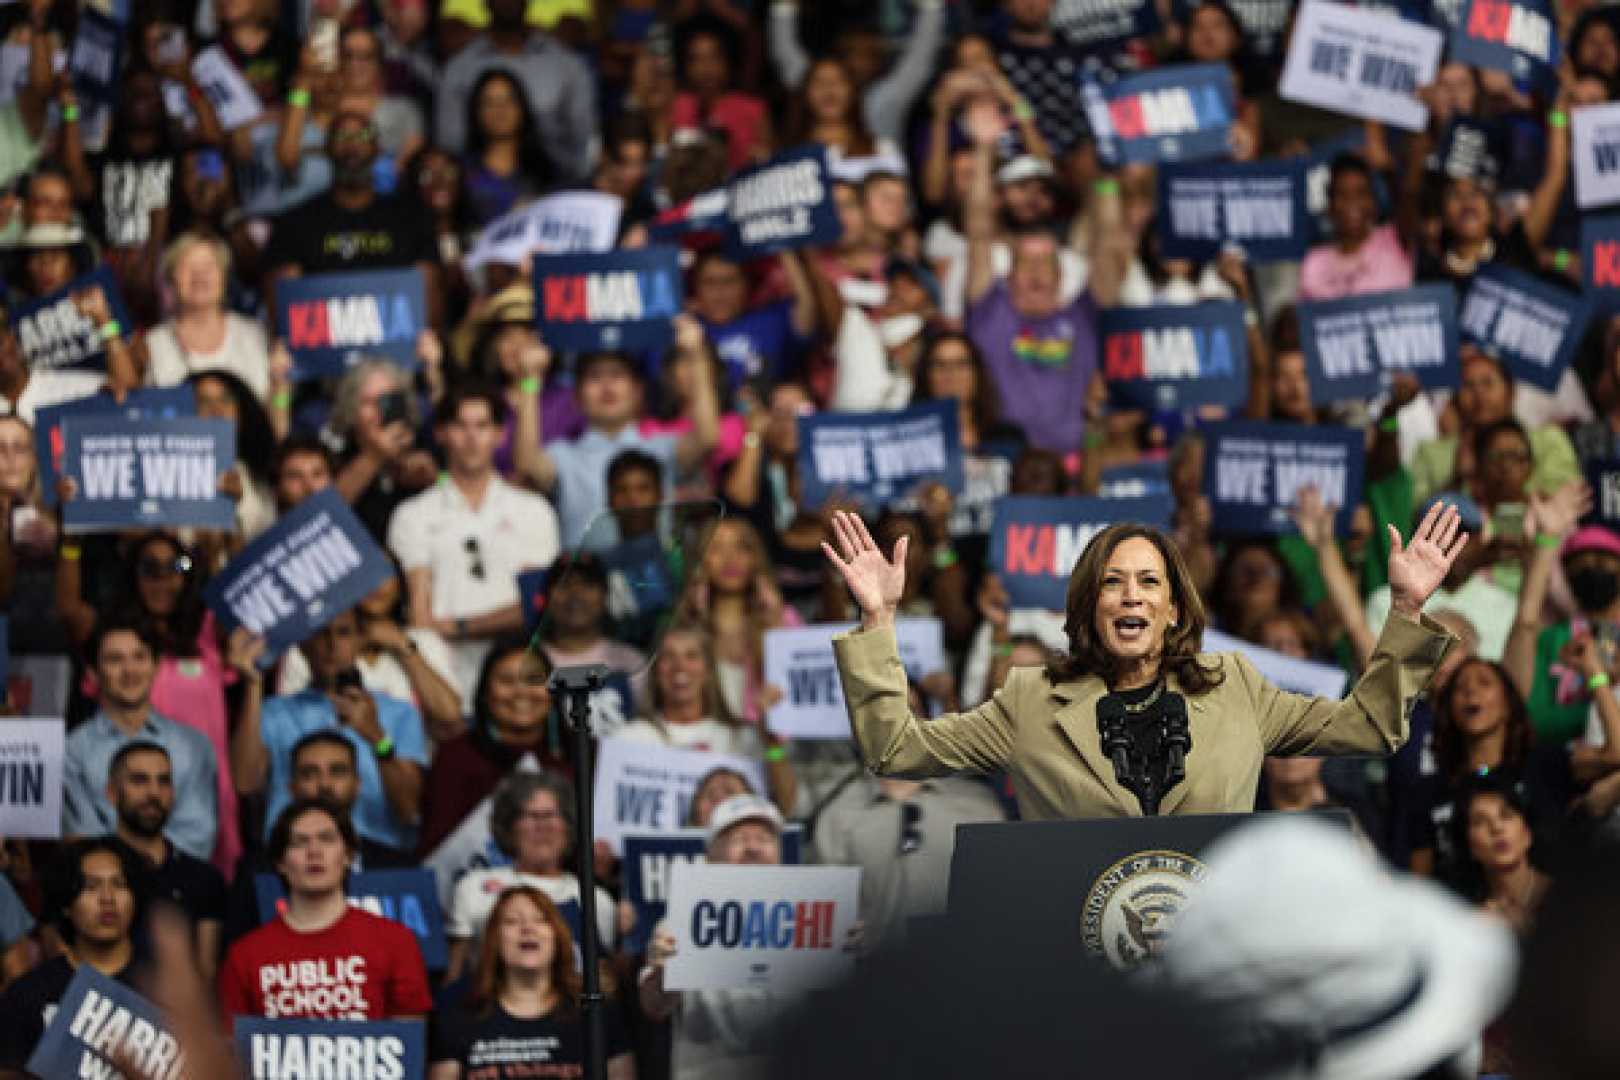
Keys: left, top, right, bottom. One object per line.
{"left": 823, "top": 505, "right": 1467, "bottom": 818}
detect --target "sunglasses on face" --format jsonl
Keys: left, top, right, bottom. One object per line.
{"left": 138, "top": 554, "right": 193, "bottom": 580}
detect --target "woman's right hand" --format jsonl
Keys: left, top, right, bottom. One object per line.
{"left": 822, "top": 510, "right": 906, "bottom": 630}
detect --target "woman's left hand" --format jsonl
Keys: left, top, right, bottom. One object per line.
{"left": 1387, "top": 501, "right": 1468, "bottom": 619}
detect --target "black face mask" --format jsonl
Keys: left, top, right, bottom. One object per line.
{"left": 1570, "top": 566, "right": 1620, "bottom": 614}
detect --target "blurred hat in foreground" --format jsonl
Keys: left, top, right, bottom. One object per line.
{"left": 1159, "top": 815, "right": 1517, "bottom": 1080}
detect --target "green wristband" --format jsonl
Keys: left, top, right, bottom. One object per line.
{"left": 61, "top": 103, "right": 80, "bottom": 123}
{"left": 1534, "top": 533, "right": 1562, "bottom": 549}
{"left": 272, "top": 390, "right": 292, "bottom": 410}
{"left": 1590, "top": 672, "right": 1612, "bottom": 690}
{"left": 764, "top": 745, "right": 788, "bottom": 763}
{"left": 1548, "top": 110, "right": 1569, "bottom": 129}
{"left": 1379, "top": 416, "right": 1400, "bottom": 434}
{"left": 519, "top": 376, "right": 541, "bottom": 395}
{"left": 1093, "top": 178, "right": 1120, "bottom": 197}
{"left": 1554, "top": 249, "right": 1572, "bottom": 271}
{"left": 373, "top": 734, "right": 395, "bottom": 759}
{"left": 287, "top": 88, "right": 312, "bottom": 109}
{"left": 98, "top": 320, "right": 123, "bottom": 342}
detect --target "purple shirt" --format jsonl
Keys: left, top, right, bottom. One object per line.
{"left": 966, "top": 283, "right": 1098, "bottom": 453}
{"left": 497, "top": 385, "right": 586, "bottom": 477}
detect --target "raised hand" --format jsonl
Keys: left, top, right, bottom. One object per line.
{"left": 821, "top": 510, "right": 907, "bottom": 630}
{"left": 1388, "top": 501, "right": 1469, "bottom": 619}
{"left": 1289, "top": 484, "right": 1338, "bottom": 551}
{"left": 1526, "top": 480, "right": 1591, "bottom": 543}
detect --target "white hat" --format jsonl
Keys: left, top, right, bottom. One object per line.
{"left": 996, "top": 155, "right": 1056, "bottom": 186}
{"left": 705, "top": 794, "right": 783, "bottom": 850}
{"left": 16, "top": 222, "right": 85, "bottom": 250}
{"left": 1158, "top": 816, "right": 1518, "bottom": 1080}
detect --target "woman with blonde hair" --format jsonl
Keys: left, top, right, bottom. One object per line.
{"left": 430, "top": 886, "right": 634, "bottom": 1080}
{"left": 136, "top": 230, "right": 272, "bottom": 401}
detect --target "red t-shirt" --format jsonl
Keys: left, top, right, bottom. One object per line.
{"left": 218, "top": 907, "right": 432, "bottom": 1020}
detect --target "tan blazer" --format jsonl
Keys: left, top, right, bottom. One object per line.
{"left": 832, "top": 612, "right": 1457, "bottom": 819}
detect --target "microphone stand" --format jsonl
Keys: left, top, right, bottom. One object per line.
{"left": 550, "top": 663, "right": 611, "bottom": 1080}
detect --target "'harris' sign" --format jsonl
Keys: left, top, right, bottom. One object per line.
{"left": 233, "top": 1018, "right": 423, "bottom": 1080}
{"left": 1459, "top": 266, "right": 1590, "bottom": 393}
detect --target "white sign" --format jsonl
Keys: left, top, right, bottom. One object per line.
{"left": 592, "top": 737, "right": 767, "bottom": 855}
{"left": 664, "top": 863, "right": 861, "bottom": 993}
{"left": 463, "top": 191, "right": 623, "bottom": 274}
{"left": 1573, "top": 102, "right": 1620, "bottom": 210}
{"left": 1204, "top": 629, "right": 1349, "bottom": 700}
{"left": 0, "top": 719, "right": 65, "bottom": 838}
{"left": 765, "top": 618, "right": 946, "bottom": 741}
{"left": 190, "top": 45, "right": 262, "bottom": 131}
{"left": 1280, "top": 0, "right": 1441, "bottom": 130}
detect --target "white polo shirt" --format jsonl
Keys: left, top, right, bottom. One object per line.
{"left": 388, "top": 474, "right": 561, "bottom": 712}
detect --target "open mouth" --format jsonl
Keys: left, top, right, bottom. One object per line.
{"left": 1114, "top": 617, "right": 1150, "bottom": 641}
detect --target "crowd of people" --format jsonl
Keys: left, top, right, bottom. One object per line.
{"left": 0, "top": 0, "right": 1619, "bottom": 1075}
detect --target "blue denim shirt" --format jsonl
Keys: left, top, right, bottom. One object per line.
{"left": 63, "top": 710, "right": 219, "bottom": 859}
{"left": 260, "top": 690, "right": 429, "bottom": 851}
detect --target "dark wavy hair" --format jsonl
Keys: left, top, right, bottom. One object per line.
{"left": 464, "top": 69, "right": 554, "bottom": 191}
{"left": 1046, "top": 523, "right": 1223, "bottom": 694}
{"left": 43, "top": 837, "right": 150, "bottom": 945}
{"left": 782, "top": 56, "right": 876, "bottom": 156}
{"left": 1447, "top": 768, "right": 1543, "bottom": 902}
{"left": 1433, "top": 658, "right": 1533, "bottom": 782}
{"left": 124, "top": 530, "right": 207, "bottom": 659}
{"left": 911, "top": 331, "right": 1005, "bottom": 437}
{"left": 189, "top": 368, "right": 275, "bottom": 485}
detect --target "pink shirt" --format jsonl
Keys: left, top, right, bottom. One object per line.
{"left": 1297, "top": 224, "right": 1414, "bottom": 302}
{"left": 670, "top": 92, "right": 768, "bottom": 172}
{"left": 639, "top": 413, "right": 747, "bottom": 491}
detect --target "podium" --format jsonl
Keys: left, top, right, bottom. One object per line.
{"left": 947, "top": 810, "right": 1352, "bottom": 969}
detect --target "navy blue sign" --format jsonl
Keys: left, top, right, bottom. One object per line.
{"left": 989, "top": 495, "right": 1173, "bottom": 611}
{"left": 35, "top": 386, "right": 194, "bottom": 508}
{"left": 1201, "top": 420, "right": 1365, "bottom": 535}
{"left": 1176, "top": 0, "right": 1292, "bottom": 57}
{"left": 1158, "top": 159, "right": 1310, "bottom": 261}
{"left": 622, "top": 828, "right": 804, "bottom": 956}
{"left": 254, "top": 869, "right": 447, "bottom": 970}
{"left": 518, "top": 566, "right": 549, "bottom": 633}
{"left": 1582, "top": 215, "right": 1620, "bottom": 311}
{"left": 275, "top": 268, "right": 426, "bottom": 380}
{"left": 796, "top": 400, "right": 964, "bottom": 510}
{"left": 13, "top": 267, "right": 133, "bottom": 373}
{"left": 1297, "top": 285, "right": 1461, "bottom": 402}
{"left": 1459, "top": 265, "right": 1589, "bottom": 393}
{"left": 1053, "top": 0, "right": 1161, "bottom": 51}
{"left": 69, "top": 11, "right": 122, "bottom": 109}
{"left": 1433, "top": 118, "right": 1501, "bottom": 182}
{"left": 1100, "top": 301, "right": 1249, "bottom": 410}
{"left": 1083, "top": 63, "right": 1236, "bottom": 166}
{"left": 1585, "top": 458, "right": 1620, "bottom": 531}
{"left": 1451, "top": 0, "right": 1558, "bottom": 86}
{"left": 531, "top": 246, "right": 680, "bottom": 353}
{"left": 1098, "top": 459, "right": 1171, "bottom": 499}
{"left": 604, "top": 532, "right": 678, "bottom": 619}
{"left": 27, "top": 967, "right": 180, "bottom": 1080}
{"left": 60, "top": 415, "right": 235, "bottom": 532}
{"left": 647, "top": 188, "right": 729, "bottom": 244}
{"left": 204, "top": 489, "right": 394, "bottom": 665}
{"left": 724, "top": 146, "right": 843, "bottom": 259}
{"left": 234, "top": 1018, "right": 424, "bottom": 1080}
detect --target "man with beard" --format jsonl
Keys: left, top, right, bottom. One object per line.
{"left": 263, "top": 110, "right": 440, "bottom": 320}
{"left": 106, "top": 741, "right": 227, "bottom": 979}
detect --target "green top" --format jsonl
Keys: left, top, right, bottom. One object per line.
{"left": 1528, "top": 622, "right": 1586, "bottom": 745}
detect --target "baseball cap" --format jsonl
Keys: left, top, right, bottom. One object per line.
{"left": 705, "top": 794, "right": 783, "bottom": 850}
{"left": 1563, "top": 525, "right": 1620, "bottom": 561}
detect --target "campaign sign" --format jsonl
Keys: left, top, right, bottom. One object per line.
{"left": 59, "top": 415, "right": 235, "bottom": 532}
{"left": 592, "top": 737, "right": 767, "bottom": 855}
{"left": 204, "top": 489, "right": 394, "bottom": 665}
{"left": 35, "top": 386, "right": 195, "bottom": 508}
{"left": 1098, "top": 459, "right": 1172, "bottom": 499}
{"left": 764, "top": 618, "right": 946, "bottom": 740}
{"left": 190, "top": 44, "right": 263, "bottom": 131}
{"left": 254, "top": 869, "right": 448, "bottom": 971}
{"left": 0, "top": 718, "right": 63, "bottom": 838}
{"left": 1081, "top": 63, "right": 1236, "bottom": 166}
{"left": 275, "top": 268, "right": 426, "bottom": 380}
{"left": 1052, "top": 0, "right": 1161, "bottom": 50}
{"left": 1202, "top": 420, "right": 1365, "bottom": 535}
{"left": 531, "top": 246, "right": 681, "bottom": 353}
{"left": 1583, "top": 214, "right": 1620, "bottom": 311}
{"left": 664, "top": 863, "right": 861, "bottom": 993}
{"left": 724, "top": 146, "right": 842, "bottom": 259}
{"left": 69, "top": 10, "right": 121, "bottom": 107}
{"left": 621, "top": 828, "right": 804, "bottom": 956}
{"left": 1450, "top": 0, "right": 1557, "bottom": 86}
{"left": 796, "top": 400, "right": 964, "bottom": 510}
{"left": 13, "top": 267, "right": 133, "bottom": 372}
{"left": 1459, "top": 266, "right": 1590, "bottom": 393}
{"left": 1157, "top": 159, "right": 1310, "bottom": 261}
{"left": 989, "top": 495, "right": 1174, "bottom": 611}
{"left": 1573, "top": 102, "right": 1620, "bottom": 211}
{"left": 1297, "top": 285, "right": 1461, "bottom": 401}
{"left": 234, "top": 1019, "right": 424, "bottom": 1080}
{"left": 1585, "top": 458, "right": 1620, "bottom": 531}
{"left": 27, "top": 967, "right": 185, "bottom": 1080}
{"left": 647, "top": 188, "right": 730, "bottom": 245}
{"left": 1280, "top": 0, "right": 1443, "bottom": 130}
{"left": 1175, "top": 0, "right": 1293, "bottom": 58}
{"left": 1203, "top": 629, "right": 1349, "bottom": 698}
{"left": 1099, "top": 301, "right": 1250, "bottom": 410}
{"left": 518, "top": 566, "right": 549, "bottom": 633}
{"left": 463, "top": 191, "right": 625, "bottom": 274}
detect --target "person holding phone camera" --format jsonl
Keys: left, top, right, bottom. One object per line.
{"left": 231, "top": 607, "right": 430, "bottom": 852}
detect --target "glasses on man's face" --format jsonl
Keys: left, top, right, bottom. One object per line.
{"left": 465, "top": 536, "right": 486, "bottom": 581}
{"left": 899, "top": 802, "right": 922, "bottom": 856}
{"left": 138, "top": 554, "right": 193, "bottom": 580}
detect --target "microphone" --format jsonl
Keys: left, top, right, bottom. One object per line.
{"left": 1160, "top": 692, "right": 1192, "bottom": 794}
{"left": 1096, "top": 694, "right": 1132, "bottom": 785}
